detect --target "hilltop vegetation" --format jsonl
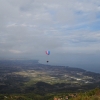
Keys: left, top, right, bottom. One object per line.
{"left": 0, "top": 88, "right": 100, "bottom": 100}
{"left": 53, "top": 88, "right": 100, "bottom": 100}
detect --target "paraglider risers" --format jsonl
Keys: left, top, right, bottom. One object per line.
{"left": 45, "top": 51, "right": 50, "bottom": 63}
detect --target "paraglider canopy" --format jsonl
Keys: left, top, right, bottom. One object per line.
{"left": 45, "top": 51, "right": 50, "bottom": 55}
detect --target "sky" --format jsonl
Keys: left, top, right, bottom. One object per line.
{"left": 0, "top": 0, "right": 100, "bottom": 73}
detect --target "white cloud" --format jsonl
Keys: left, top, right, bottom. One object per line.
{"left": 9, "top": 49, "right": 22, "bottom": 54}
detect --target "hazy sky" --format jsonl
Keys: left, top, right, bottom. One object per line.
{"left": 0, "top": 0, "right": 100, "bottom": 72}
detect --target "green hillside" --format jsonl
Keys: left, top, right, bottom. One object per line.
{"left": 0, "top": 88, "right": 100, "bottom": 100}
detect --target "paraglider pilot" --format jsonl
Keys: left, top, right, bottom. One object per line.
{"left": 47, "top": 61, "right": 49, "bottom": 63}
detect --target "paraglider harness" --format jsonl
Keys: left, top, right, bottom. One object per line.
{"left": 46, "top": 61, "right": 49, "bottom": 63}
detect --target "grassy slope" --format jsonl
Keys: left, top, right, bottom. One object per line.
{"left": 0, "top": 88, "right": 100, "bottom": 100}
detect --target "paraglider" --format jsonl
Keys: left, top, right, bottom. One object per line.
{"left": 45, "top": 50, "right": 50, "bottom": 63}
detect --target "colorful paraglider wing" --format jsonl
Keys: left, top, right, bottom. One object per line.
{"left": 45, "top": 51, "right": 50, "bottom": 55}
